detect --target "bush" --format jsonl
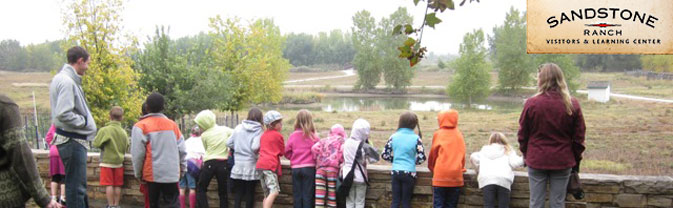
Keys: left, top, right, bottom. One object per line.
{"left": 280, "top": 92, "right": 325, "bottom": 104}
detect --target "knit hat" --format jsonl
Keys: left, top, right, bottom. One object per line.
{"left": 264, "top": 110, "right": 283, "bottom": 125}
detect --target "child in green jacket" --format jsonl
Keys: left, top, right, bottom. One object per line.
{"left": 93, "top": 106, "right": 129, "bottom": 208}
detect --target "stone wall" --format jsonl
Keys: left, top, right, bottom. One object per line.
{"left": 32, "top": 150, "right": 673, "bottom": 208}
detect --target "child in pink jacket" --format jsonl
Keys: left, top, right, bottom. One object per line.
{"left": 285, "top": 110, "right": 319, "bottom": 208}
{"left": 311, "top": 124, "right": 347, "bottom": 208}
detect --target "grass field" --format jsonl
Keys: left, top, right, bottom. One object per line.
{"left": 4, "top": 70, "right": 673, "bottom": 176}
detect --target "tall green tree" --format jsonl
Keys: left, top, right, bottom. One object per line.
{"left": 379, "top": 7, "right": 415, "bottom": 91}
{"left": 535, "top": 54, "right": 580, "bottom": 92}
{"left": 208, "top": 16, "right": 290, "bottom": 111}
{"left": 352, "top": 10, "right": 382, "bottom": 90}
{"left": 134, "top": 27, "right": 232, "bottom": 119}
{"left": 448, "top": 29, "right": 491, "bottom": 106}
{"left": 641, "top": 55, "right": 673, "bottom": 72}
{"left": 576, "top": 54, "right": 641, "bottom": 72}
{"left": 0, "top": 39, "right": 27, "bottom": 71}
{"left": 491, "top": 7, "right": 534, "bottom": 91}
{"left": 284, "top": 33, "right": 314, "bottom": 66}
{"left": 63, "top": 0, "right": 144, "bottom": 126}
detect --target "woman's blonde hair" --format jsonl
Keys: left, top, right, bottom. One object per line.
{"left": 536, "top": 63, "right": 574, "bottom": 115}
{"left": 294, "top": 109, "right": 316, "bottom": 140}
{"left": 489, "top": 132, "right": 512, "bottom": 154}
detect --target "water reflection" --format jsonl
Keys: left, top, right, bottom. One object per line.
{"left": 320, "top": 97, "right": 511, "bottom": 112}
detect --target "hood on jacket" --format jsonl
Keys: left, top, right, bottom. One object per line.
{"left": 350, "top": 119, "right": 370, "bottom": 142}
{"left": 242, "top": 120, "right": 263, "bottom": 133}
{"left": 329, "top": 124, "right": 346, "bottom": 139}
{"left": 195, "top": 110, "right": 216, "bottom": 130}
{"left": 438, "top": 110, "right": 458, "bottom": 129}
{"left": 480, "top": 143, "right": 507, "bottom": 160}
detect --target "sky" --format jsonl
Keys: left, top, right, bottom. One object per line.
{"left": 0, "top": 0, "right": 525, "bottom": 55}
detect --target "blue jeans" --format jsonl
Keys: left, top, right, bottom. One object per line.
{"left": 179, "top": 173, "right": 197, "bottom": 189}
{"left": 57, "top": 139, "right": 89, "bottom": 208}
{"left": 391, "top": 172, "right": 416, "bottom": 208}
{"left": 432, "top": 187, "right": 460, "bottom": 208}
{"left": 291, "top": 167, "right": 316, "bottom": 208}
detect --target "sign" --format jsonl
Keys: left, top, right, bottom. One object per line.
{"left": 527, "top": 0, "right": 673, "bottom": 54}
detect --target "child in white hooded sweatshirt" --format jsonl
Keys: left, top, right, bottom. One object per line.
{"left": 470, "top": 132, "right": 524, "bottom": 208}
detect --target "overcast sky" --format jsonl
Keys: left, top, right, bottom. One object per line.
{"left": 0, "top": 0, "right": 525, "bottom": 55}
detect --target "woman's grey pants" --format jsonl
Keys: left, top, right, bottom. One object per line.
{"left": 528, "top": 167, "right": 571, "bottom": 208}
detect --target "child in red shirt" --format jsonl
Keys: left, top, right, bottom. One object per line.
{"left": 256, "top": 110, "right": 285, "bottom": 208}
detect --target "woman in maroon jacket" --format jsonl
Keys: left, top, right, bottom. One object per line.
{"left": 518, "top": 63, "right": 586, "bottom": 208}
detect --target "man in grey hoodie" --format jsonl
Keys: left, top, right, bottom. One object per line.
{"left": 49, "top": 46, "right": 97, "bottom": 208}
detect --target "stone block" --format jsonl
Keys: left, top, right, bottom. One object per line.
{"left": 413, "top": 185, "right": 433, "bottom": 195}
{"left": 647, "top": 195, "right": 673, "bottom": 207}
{"left": 583, "top": 183, "right": 621, "bottom": 194}
{"left": 615, "top": 193, "right": 646, "bottom": 207}
{"left": 583, "top": 193, "right": 614, "bottom": 203}
{"left": 510, "top": 198, "right": 529, "bottom": 208}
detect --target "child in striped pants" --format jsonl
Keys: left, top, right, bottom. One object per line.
{"left": 311, "top": 124, "right": 347, "bottom": 207}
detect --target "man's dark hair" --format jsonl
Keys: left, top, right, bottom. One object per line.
{"left": 67, "top": 46, "right": 89, "bottom": 64}
{"left": 145, "top": 92, "right": 165, "bottom": 113}
{"left": 141, "top": 102, "right": 148, "bottom": 115}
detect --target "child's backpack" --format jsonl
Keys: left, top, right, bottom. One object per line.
{"left": 187, "top": 158, "right": 203, "bottom": 178}
{"left": 336, "top": 141, "right": 368, "bottom": 208}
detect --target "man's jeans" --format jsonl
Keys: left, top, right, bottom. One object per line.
{"left": 57, "top": 139, "right": 89, "bottom": 208}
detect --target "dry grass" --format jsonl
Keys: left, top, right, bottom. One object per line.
{"left": 580, "top": 72, "right": 673, "bottom": 99}
{"left": 1, "top": 71, "right": 53, "bottom": 110}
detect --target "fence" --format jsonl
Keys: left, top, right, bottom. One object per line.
{"left": 625, "top": 70, "right": 673, "bottom": 80}
{"left": 22, "top": 110, "right": 239, "bottom": 151}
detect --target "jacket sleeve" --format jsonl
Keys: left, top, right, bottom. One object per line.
{"left": 310, "top": 141, "right": 321, "bottom": 159}
{"left": 428, "top": 133, "right": 439, "bottom": 173}
{"left": 226, "top": 131, "right": 235, "bottom": 149}
{"left": 572, "top": 101, "right": 586, "bottom": 163}
{"left": 0, "top": 102, "right": 51, "bottom": 207}
{"left": 177, "top": 129, "right": 187, "bottom": 174}
{"left": 131, "top": 126, "right": 147, "bottom": 180}
{"left": 380, "top": 136, "right": 394, "bottom": 162}
{"left": 517, "top": 101, "right": 532, "bottom": 158}
{"left": 415, "top": 137, "right": 426, "bottom": 165}
{"left": 284, "top": 135, "right": 293, "bottom": 160}
{"left": 508, "top": 151, "right": 525, "bottom": 168}
{"left": 278, "top": 135, "right": 285, "bottom": 157}
{"left": 54, "top": 82, "right": 87, "bottom": 128}
{"left": 364, "top": 143, "right": 380, "bottom": 163}
{"left": 469, "top": 151, "right": 481, "bottom": 168}
{"left": 92, "top": 127, "right": 108, "bottom": 148}
{"left": 251, "top": 133, "right": 261, "bottom": 154}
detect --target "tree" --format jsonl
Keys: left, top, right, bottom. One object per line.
{"left": 534, "top": 54, "right": 580, "bottom": 92}
{"left": 448, "top": 29, "right": 491, "bottom": 106}
{"left": 379, "top": 7, "right": 415, "bottom": 91}
{"left": 576, "top": 54, "right": 641, "bottom": 72}
{"left": 491, "top": 7, "right": 534, "bottom": 91}
{"left": 63, "top": 0, "right": 144, "bottom": 126}
{"left": 284, "top": 33, "right": 314, "bottom": 66}
{"left": 0, "top": 39, "right": 27, "bottom": 71}
{"left": 437, "top": 59, "right": 446, "bottom": 69}
{"left": 641, "top": 55, "right": 673, "bottom": 72}
{"left": 134, "top": 26, "right": 232, "bottom": 119}
{"left": 352, "top": 10, "right": 382, "bottom": 90}
{"left": 208, "top": 16, "right": 290, "bottom": 111}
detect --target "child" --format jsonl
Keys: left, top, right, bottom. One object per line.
{"left": 194, "top": 110, "right": 233, "bottom": 208}
{"left": 256, "top": 110, "right": 285, "bottom": 208}
{"left": 131, "top": 92, "right": 187, "bottom": 208}
{"left": 428, "top": 110, "right": 466, "bottom": 208}
{"left": 341, "top": 119, "right": 380, "bottom": 208}
{"left": 470, "top": 132, "right": 524, "bottom": 208}
{"left": 311, "top": 124, "right": 347, "bottom": 208}
{"left": 381, "top": 112, "right": 426, "bottom": 208}
{"left": 179, "top": 126, "right": 205, "bottom": 208}
{"left": 93, "top": 106, "right": 130, "bottom": 208}
{"left": 285, "top": 109, "right": 320, "bottom": 208}
{"left": 45, "top": 124, "right": 66, "bottom": 206}
{"left": 227, "top": 107, "right": 265, "bottom": 208}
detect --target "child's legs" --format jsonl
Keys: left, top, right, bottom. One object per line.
{"left": 114, "top": 186, "right": 122, "bottom": 206}
{"left": 325, "top": 170, "right": 338, "bottom": 208}
{"left": 496, "top": 185, "right": 511, "bottom": 208}
{"left": 112, "top": 167, "right": 124, "bottom": 206}
{"left": 106, "top": 186, "right": 115, "bottom": 206}
{"left": 291, "top": 168, "right": 303, "bottom": 208}
{"left": 346, "top": 182, "right": 367, "bottom": 208}
{"left": 527, "top": 167, "right": 549, "bottom": 208}
{"left": 51, "top": 181, "right": 59, "bottom": 197}
{"left": 432, "top": 187, "right": 445, "bottom": 208}
{"left": 263, "top": 192, "right": 279, "bottom": 208}
{"left": 481, "top": 185, "right": 498, "bottom": 208}
{"left": 60, "top": 183, "right": 66, "bottom": 198}
{"left": 315, "top": 169, "right": 327, "bottom": 207}
{"left": 196, "top": 160, "right": 216, "bottom": 208}
{"left": 301, "top": 167, "right": 316, "bottom": 208}
{"left": 391, "top": 173, "right": 403, "bottom": 208}
{"left": 260, "top": 170, "right": 280, "bottom": 208}
{"left": 433, "top": 187, "right": 460, "bottom": 208}
{"left": 400, "top": 174, "right": 415, "bottom": 208}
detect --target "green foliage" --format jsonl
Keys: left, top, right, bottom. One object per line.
{"left": 63, "top": 0, "right": 144, "bottom": 126}
{"left": 448, "top": 29, "right": 491, "bottom": 105}
{"left": 641, "top": 55, "right": 673, "bottom": 72}
{"left": 281, "top": 92, "right": 325, "bottom": 104}
{"left": 534, "top": 54, "right": 580, "bottom": 92}
{"left": 134, "top": 26, "right": 233, "bottom": 119}
{"left": 283, "top": 31, "right": 355, "bottom": 67}
{"left": 352, "top": 10, "right": 382, "bottom": 90}
{"left": 437, "top": 59, "right": 446, "bottom": 69}
{"left": 208, "top": 16, "right": 291, "bottom": 111}
{"left": 379, "top": 8, "right": 415, "bottom": 91}
{"left": 575, "top": 54, "right": 641, "bottom": 72}
{"left": 490, "top": 7, "right": 534, "bottom": 91}
{"left": 0, "top": 39, "right": 63, "bottom": 72}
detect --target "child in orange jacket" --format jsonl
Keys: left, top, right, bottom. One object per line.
{"left": 428, "top": 110, "right": 466, "bottom": 208}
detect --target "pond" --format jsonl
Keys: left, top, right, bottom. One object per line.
{"left": 280, "top": 96, "right": 523, "bottom": 112}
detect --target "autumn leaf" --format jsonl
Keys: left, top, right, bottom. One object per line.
{"left": 425, "top": 13, "right": 442, "bottom": 29}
